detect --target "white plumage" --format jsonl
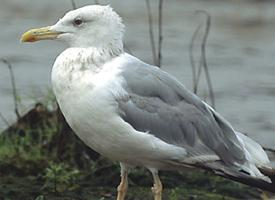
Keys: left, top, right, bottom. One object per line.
{"left": 52, "top": 49, "right": 188, "bottom": 166}
{"left": 21, "top": 5, "right": 274, "bottom": 199}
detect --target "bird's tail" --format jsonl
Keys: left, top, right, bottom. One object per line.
{"left": 190, "top": 160, "right": 275, "bottom": 194}
{"left": 235, "top": 132, "right": 270, "bottom": 168}
{"left": 235, "top": 131, "right": 271, "bottom": 181}
{"left": 191, "top": 131, "right": 275, "bottom": 193}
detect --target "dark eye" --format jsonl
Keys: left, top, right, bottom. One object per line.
{"left": 73, "top": 18, "right": 83, "bottom": 26}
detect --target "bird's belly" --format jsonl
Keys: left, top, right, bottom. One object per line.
{"left": 56, "top": 89, "right": 186, "bottom": 165}
{"left": 53, "top": 77, "right": 187, "bottom": 167}
{"left": 55, "top": 86, "right": 126, "bottom": 157}
{"left": 51, "top": 62, "right": 144, "bottom": 160}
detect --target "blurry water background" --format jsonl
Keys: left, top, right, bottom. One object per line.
{"left": 0, "top": 0, "right": 275, "bottom": 151}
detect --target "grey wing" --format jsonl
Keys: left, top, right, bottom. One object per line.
{"left": 117, "top": 54, "right": 246, "bottom": 166}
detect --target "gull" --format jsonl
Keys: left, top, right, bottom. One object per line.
{"left": 21, "top": 5, "right": 274, "bottom": 200}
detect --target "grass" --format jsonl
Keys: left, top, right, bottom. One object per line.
{"left": 0, "top": 97, "right": 262, "bottom": 200}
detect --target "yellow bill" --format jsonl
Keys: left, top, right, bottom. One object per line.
{"left": 21, "top": 26, "right": 62, "bottom": 42}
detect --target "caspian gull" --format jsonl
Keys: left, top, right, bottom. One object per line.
{"left": 21, "top": 5, "right": 273, "bottom": 200}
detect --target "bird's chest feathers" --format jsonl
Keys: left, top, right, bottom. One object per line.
{"left": 52, "top": 48, "right": 123, "bottom": 95}
{"left": 53, "top": 49, "right": 100, "bottom": 90}
{"left": 51, "top": 49, "right": 126, "bottom": 129}
{"left": 51, "top": 50, "right": 130, "bottom": 156}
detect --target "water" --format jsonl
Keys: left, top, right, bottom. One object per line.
{"left": 0, "top": 0, "right": 275, "bottom": 152}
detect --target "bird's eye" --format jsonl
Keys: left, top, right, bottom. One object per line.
{"left": 73, "top": 18, "right": 83, "bottom": 26}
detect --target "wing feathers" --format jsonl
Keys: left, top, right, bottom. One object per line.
{"left": 117, "top": 54, "right": 247, "bottom": 167}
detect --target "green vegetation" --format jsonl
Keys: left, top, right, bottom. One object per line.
{"left": 0, "top": 100, "right": 262, "bottom": 200}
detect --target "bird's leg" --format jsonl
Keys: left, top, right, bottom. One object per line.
{"left": 150, "top": 169, "right": 163, "bottom": 200}
{"left": 116, "top": 163, "right": 129, "bottom": 200}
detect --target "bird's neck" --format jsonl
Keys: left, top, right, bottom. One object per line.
{"left": 59, "top": 46, "right": 124, "bottom": 72}
{"left": 52, "top": 46, "right": 125, "bottom": 96}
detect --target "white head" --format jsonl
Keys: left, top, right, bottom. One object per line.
{"left": 21, "top": 5, "right": 125, "bottom": 55}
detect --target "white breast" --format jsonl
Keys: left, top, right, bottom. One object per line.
{"left": 51, "top": 48, "right": 127, "bottom": 156}
{"left": 51, "top": 49, "right": 187, "bottom": 167}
